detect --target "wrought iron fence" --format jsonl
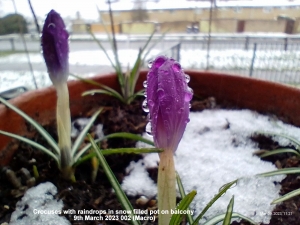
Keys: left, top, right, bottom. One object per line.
{"left": 156, "top": 36, "right": 300, "bottom": 85}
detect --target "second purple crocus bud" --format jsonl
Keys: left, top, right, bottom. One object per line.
{"left": 41, "top": 9, "right": 69, "bottom": 85}
{"left": 143, "top": 56, "right": 193, "bottom": 152}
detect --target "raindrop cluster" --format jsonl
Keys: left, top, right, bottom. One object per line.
{"left": 142, "top": 56, "right": 193, "bottom": 138}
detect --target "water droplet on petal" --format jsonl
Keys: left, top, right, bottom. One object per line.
{"left": 147, "top": 114, "right": 151, "bottom": 121}
{"left": 148, "top": 99, "right": 154, "bottom": 107}
{"left": 178, "top": 108, "right": 184, "bottom": 114}
{"left": 185, "top": 118, "right": 190, "bottom": 124}
{"left": 143, "top": 81, "right": 147, "bottom": 88}
{"left": 172, "top": 63, "right": 181, "bottom": 72}
{"left": 146, "top": 122, "right": 153, "bottom": 136}
{"left": 189, "top": 103, "right": 192, "bottom": 109}
{"left": 188, "top": 87, "right": 194, "bottom": 95}
{"left": 185, "top": 74, "right": 190, "bottom": 83}
{"left": 148, "top": 60, "right": 153, "bottom": 68}
{"left": 157, "top": 88, "right": 165, "bottom": 99}
{"left": 143, "top": 90, "right": 147, "bottom": 97}
{"left": 142, "top": 99, "right": 149, "bottom": 112}
{"left": 184, "top": 92, "right": 193, "bottom": 102}
{"left": 154, "top": 56, "right": 166, "bottom": 68}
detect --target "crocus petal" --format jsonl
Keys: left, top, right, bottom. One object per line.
{"left": 146, "top": 56, "right": 192, "bottom": 152}
{"left": 41, "top": 9, "right": 69, "bottom": 85}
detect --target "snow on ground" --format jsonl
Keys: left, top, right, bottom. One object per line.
{"left": 121, "top": 109, "right": 300, "bottom": 224}
{"left": 10, "top": 182, "right": 70, "bottom": 225}
{"left": 1, "top": 47, "right": 299, "bottom": 91}
{"left": 0, "top": 49, "right": 159, "bottom": 91}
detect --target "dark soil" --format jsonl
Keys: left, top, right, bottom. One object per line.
{"left": 0, "top": 96, "right": 299, "bottom": 225}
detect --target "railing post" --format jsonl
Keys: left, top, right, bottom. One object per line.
{"left": 245, "top": 36, "right": 249, "bottom": 50}
{"left": 176, "top": 43, "right": 181, "bottom": 62}
{"left": 249, "top": 43, "right": 257, "bottom": 77}
{"left": 284, "top": 37, "right": 288, "bottom": 51}
{"left": 9, "top": 38, "right": 15, "bottom": 51}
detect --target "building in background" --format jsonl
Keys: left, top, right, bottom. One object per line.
{"left": 71, "top": 0, "right": 300, "bottom": 34}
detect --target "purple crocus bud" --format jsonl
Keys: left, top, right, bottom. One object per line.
{"left": 41, "top": 10, "right": 69, "bottom": 85}
{"left": 144, "top": 56, "right": 193, "bottom": 152}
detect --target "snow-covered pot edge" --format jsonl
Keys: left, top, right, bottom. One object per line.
{"left": 1, "top": 70, "right": 300, "bottom": 165}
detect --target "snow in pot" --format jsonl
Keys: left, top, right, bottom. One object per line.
{"left": 120, "top": 109, "right": 300, "bottom": 224}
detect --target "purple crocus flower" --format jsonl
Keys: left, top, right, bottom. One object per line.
{"left": 144, "top": 56, "right": 193, "bottom": 152}
{"left": 41, "top": 10, "right": 69, "bottom": 85}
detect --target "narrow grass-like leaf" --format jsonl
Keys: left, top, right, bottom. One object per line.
{"left": 176, "top": 172, "right": 194, "bottom": 225}
{"left": 203, "top": 213, "right": 257, "bottom": 225}
{"left": 88, "top": 134, "right": 141, "bottom": 225}
{"left": 259, "top": 148, "right": 300, "bottom": 158}
{"left": 87, "top": 30, "right": 117, "bottom": 72}
{"left": 0, "top": 97, "right": 60, "bottom": 155}
{"left": 72, "top": 108, "right": 103, "bottom": 156}
{"left": 258, "top": 168, "right": 300, "bottom": 177}
{"left": 143, "top": 30, "right": 168, "bottom": 61}
{"left": 222, "top": 196, "right": 234, "bottom": 225}
{"left": 70, "top": 73, "right": 125, "bottom": 102}
{"left": 96, "top": 5, "right": 112, "bottom": 41}
{"left": 74, "top": 132, "right": 155, "bottom": 162}
{"left": 271, "top": 188, "right": 300, "bottom": 204}
{"left": 258, "top": 131, "right": 300, "bottom": 151}
{"left": 192, "top": 180, "right": 237, "bottom": 225}
{"left": 169, "top": 190, "right": 196, "bottom": 225}
{"left": 129, "top": 48, "right": 142, "bottom": 95}
{"left": 95, "top": 5, "right": 123, "bottom": 86}
{"left": 82, "top": 89, "right": 124, "bottom": 103}
{"left": 125, "top": 90, "right": 145, "bottom": 105}
{"left": 74, "top": 147, "right": 163, "bottom": 166}
{"left": 0, "top": 130, "right": 59, "bottom": 164}
{"left": 104, "top": 132, "right": 154, "bottom": 146}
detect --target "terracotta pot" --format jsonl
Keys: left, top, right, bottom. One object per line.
{"left": 1, "top": 70, "right": 300, "bottom": 166}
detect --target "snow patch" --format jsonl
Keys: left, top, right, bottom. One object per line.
{"left": 121, "top": 109, "right": 295, "bottom": 224}
{"left": 10, "top": 182, "right": 70, "bottom": 225}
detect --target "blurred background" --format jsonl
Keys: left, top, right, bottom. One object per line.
{"left": 1, "top": 0, "right": 300, "bottom": 94}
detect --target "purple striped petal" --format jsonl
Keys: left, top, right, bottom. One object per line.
{"left": 41, "top": 10, "right": 69, "bottom": 85}
{"left": 145, "top": 56, "right": 192, "bottom": 152}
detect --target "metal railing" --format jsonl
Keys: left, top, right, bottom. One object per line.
{"left": 160, "top": 36, "right": 300, "bottom": 84}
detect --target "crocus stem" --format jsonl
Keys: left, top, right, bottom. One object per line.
{"left": 55, "top": 82, "right": 73, "bottom": 179}
{"left": 157, "top": 149, "right": 176, "bottom": 225}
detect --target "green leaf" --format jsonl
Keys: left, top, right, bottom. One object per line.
{"left": 0, "top": 97, "right": 60, "bottom": 155}
{"left": 82, "top": 89, "right": 125, "bottom": 103}
{"left": 169, "top": 190, "right": 197, "bottom": 225}
{"left": 258, "top": 167, "right": 300, "bottom": 177}
{"left": 105, "top": 132, "right": 154, "bottom": 146}
{"left": 176, "top": 172, "right": 194, "bottom": 225}
{"left": 88, "top": 134, "right": 141, "bottom": 225}
{"left": 128, "top": 48, "right": 143, "bottom": 96}
{"left": 203, "top": 213, "right": 257, "bottom": 225}
{"left": 143, "top": 30, "right": 168, "bottom": 61}
{"left": 74, "top": 147, "right": 163, "bottom": 166}
{"left": 271, "top": 188, "right": 300, "bottom": 204}
{"left": 192, "top": 180, "right": 237, "bottom": 225}
{"left": 87, "top": 30, "right": 117, "bottom": 72}
{"left": 0, "top": 130, "right": 59, "bottom": 165}
{"left": 70, "top": 73, "right": 125, "bottom": 103}
{"left": 74, "top": 132, "right": 155, "bottom": 163}
{"left": 101, "top": 147, "right": 163, "bottom": 155}
{"left": 72, "top": 108, "right": 103, "bottom": 157}
{"left": 258, "top": 148, "right": 300, "bottom": 158}
{"left": 222, "top": 196, "right": 234, "bottom": 225}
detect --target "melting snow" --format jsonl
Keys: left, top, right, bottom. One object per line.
{"left": 121, "top": 109, "right": 299, "bottom": 224}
